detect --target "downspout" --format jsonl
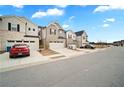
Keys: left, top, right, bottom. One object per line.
{"left": 43, "top": 27, "right": 47, "bottom": 49}
{"left": 25, "top": 22, "right": 27, "bottom": 35}
{"left": 45, "top": 27, "right": 47, "bottom": 49}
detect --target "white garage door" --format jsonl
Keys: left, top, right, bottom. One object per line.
{"left": 6, "top": 40, "right": 36, "bottom": 51}
{"left": 49, "top": 42, "right": 64, "bottom": 49}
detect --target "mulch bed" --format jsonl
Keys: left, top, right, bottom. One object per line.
{"left": 0, "top": 51, "right": 5, "bottom": 54}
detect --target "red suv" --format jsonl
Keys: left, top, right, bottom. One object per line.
{"left": 9, "top": 44, "right": 30, "bottom": 58}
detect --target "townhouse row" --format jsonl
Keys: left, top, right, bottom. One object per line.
{"left": 38, "top": 22, "right": 88, "bottom": 50}
{"left": 0, "top": 16, "right": 88, "bottom": 52}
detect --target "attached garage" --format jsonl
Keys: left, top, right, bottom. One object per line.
{"left": 5, "top": 40, "right": 35, "bottom": 51}
{"left": 2, "top": 37, "right": 39, "bottom": 51}
{"left": 49, "top": 41, "right": 65, "bottom": 49}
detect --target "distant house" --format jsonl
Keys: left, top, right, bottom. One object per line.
{"left": 113, "top": 41, "right": 121, "bottom": 46}
{"left": 75, "top": 30, "right": 88, "bottom": 48}
{"left": 38, "top": 22, "right": 66, "bottom": 49}
{"left": 121, "top": 40, "right": 124, "bottom": 46}
{"left": 66, "top": 30, "right": 77, "bottom": 49}
{"left": 90, "top": 42, "right": 108, "bottom": 48}
{"left": 113, "top": 40, "right": 124, "bottom": 46}
{"left": 0, "top": 15, "right": 39, "bottom": 52}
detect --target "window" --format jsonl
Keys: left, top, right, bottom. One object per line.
{"left": 17, "top": 24, "right": 20, "bottom": 32}
{"left": 50, "top": 28, "right": 56, "bottom": 35}
{"left": 54, "top": 30, "right": 56, "bottom": 35}
{"left": 52, "top": 29, "right": 54, "bottom": 33}
{"left": 68, "top": 34, "right": 72, "bottom": 38}
{"left": 8, "top": 23, "right": 11, "bottom": 31}
{"left": 60, "top": 30, "right": 62, "bottom": 33}
{"left": 11, "top": 24, "right": 17, "bottom": 31}
{"left": 24, "top": 41, "right": 29, "bottom": 43}
{"left": 30, "top": 41, "right": 35, "bottom": 43}
{"left": 7, "top": 40, "right": 15, "bottom": 43}
{"left": 16, "top": 40, "right": 22, "bottom": 43}
{"left": 33, "top": 29, "right": 35, "bottom": 31}
{"left": 38, "top": 28, "right": 41, "bottom": 31}
{"left": 83, "top": 36, "right": 85, "bottom": 39}
{"left": 12, "top": 27, "right": 16, "bottom": 31}
{"left": 28, "top": 28, "right": 31, "bottom": 31}
{"left": 8, "top": 23, "right": 20, "bottom": 32}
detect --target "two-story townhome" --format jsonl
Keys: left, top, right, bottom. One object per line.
{"left": 0, "top": 15, "right": 39, "bottom": 52}
{"left": 75, "top": 30, "right": 88, "bottom": 48}
{"left": 66, "top": 30, "right": 77, "bottom": 49}
{"left": 38, "top": 22, "right": 66, "bottom": 49}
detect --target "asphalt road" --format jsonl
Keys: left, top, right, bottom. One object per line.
{"left": 0, "top": 47, "right": 124, "bottom": 87}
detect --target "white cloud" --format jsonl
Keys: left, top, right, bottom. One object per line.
{"left": 47, "top": 8, "right": 64, "bottom": 16}
{"left": 32, "top": 11, "right": 47, "bottom": 18}
{"left": 32, "top": 8, "right": 64, "bottom": 18}
{"left": 93, "top": 5, "right": 110, "bottom": 13}
{"left": 102, "top": 23, "right": 109, "bottom": 27}
{"left": 79, "top": 5, "right": 87, "bottom": 7}
{"left": 93, "top": 5, "right": 124, "bottom": 13}
{"left": 56, "top": 5, "right": 67, "bottom": 8}
{"left": 102, "top": 18, "right": 115, "bottom": 28}
{"left": 104, "top": 18, "right": 115, "bottom": 22}
{"left": 62, "top": 24, "right": 69, "bottom": 29}
{"left": 69, "top": 16, "right": 75, "bottom": 21}
{"left": 12, "top": 5, "right": 24, "bottom": 9}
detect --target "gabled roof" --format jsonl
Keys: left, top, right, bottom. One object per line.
{"left": 0, "top": 15, "right": 25, "bottom": 23}
{"left": 54, "top": 22, "right": 63, "bottom": 29}
{"left": 19, "top": 16, "right": 38, "bottom": 26}
{"left": 75, "top": 30, "right": 85, "bottom": 36}
{"left": 0, "top": 15, "right": 37, "bottom": 26}
{"left": 48, "top": 22, "right": 64, "bottom": 30}
{"left": 66, "top": 30, "right": 75, "bottom": 34}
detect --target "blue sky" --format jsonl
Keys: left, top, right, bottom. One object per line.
{"left": 0, "top": 5, "right": 124, "bottom": 42}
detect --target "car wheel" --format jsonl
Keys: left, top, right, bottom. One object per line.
{"left": 9, "top": 55, "right": 14, "bottom": 58}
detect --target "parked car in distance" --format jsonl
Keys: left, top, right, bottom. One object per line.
{"left": 9, "top": 44, "right": 30, "bottom": 58}
{"left": 80, "top": 46, "right": 85, "bottom": 48}
{"left": 80, "top": 44, "right": 95, "bottom": 49}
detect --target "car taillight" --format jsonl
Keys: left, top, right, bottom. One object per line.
{"left": 23, "top": 48, "right": 29, "bottom": 51}
{"left": 10, "top": 48, "right": 16, "bottom": 52}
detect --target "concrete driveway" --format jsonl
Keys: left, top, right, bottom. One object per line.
{"left": 0, "top": 51, "right": 49, "bottom": 70}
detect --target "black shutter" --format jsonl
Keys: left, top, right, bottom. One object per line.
{"left": 17, "top": 24, "right": 20, "bottom": 32}
{"left": 50, "top": 28, "right": 52, "bottom": 34}
{"left": 8, "top": 23, "right": 11, "bottom": 31}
